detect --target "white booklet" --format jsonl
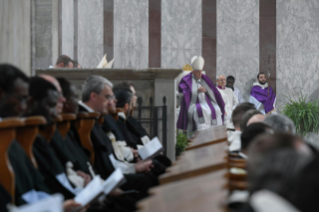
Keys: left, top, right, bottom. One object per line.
{"left": 74, "top": 175, "right": 104, "bottom": 207}
{"left": 138, "top": 137, "right": 164, "bottom": 160}
{"left": 74, "top": 169, "right": 126, "bottom": 208}
{"left": 9, "top": 194, "right": 64, "bottom": 212}
{"left": 102, "top": 168, "right": 126, "bottom": 194}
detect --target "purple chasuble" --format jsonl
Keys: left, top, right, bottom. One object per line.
{"left": 177, "top": 73, "right": 225, "bottom": 130}
{"left": 250, "top": 85, "right": 276, "bottom": 114}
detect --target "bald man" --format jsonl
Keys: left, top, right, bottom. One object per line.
{"left": 247, "top": 114, "right": 265, "bottom": 126}
{"left": 40, "top": 75, "right": 66, "bottom": 113}
{"left": 216, "top": 75, "right": 238, "bottom": 128}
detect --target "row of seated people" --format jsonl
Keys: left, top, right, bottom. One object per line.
{"left": 225, "top": 103, "right": 319, "bottom": 211}
{"left": 0, "top": 64, "right": 171, "bottom": 212}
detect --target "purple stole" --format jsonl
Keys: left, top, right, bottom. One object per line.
{"left": 177, "top": 73, "right": 225, "bottom": 131}
{"left": 250, "top": 85, "right": 276, "bottom": 114}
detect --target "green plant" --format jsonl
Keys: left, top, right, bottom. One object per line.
{"left": 176, "top": 131, "right": 189, "bottom": 158}
{"left": 283, "top": 92, "right": 319, "bottom": 136}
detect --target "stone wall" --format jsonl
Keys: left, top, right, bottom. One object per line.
{"left": 276, "top": 0, "right": 319, "bottom": 110}
{"left": 217, "top": 0, "right": 259, "bottom": 101}
{"left": 161, "top": 0, "right": 202, "bottom": 68}
{"left": 0, "top": 0, "right": 31, "bottom": 75}
{"left": 114, "top": 0, "right": 149, "bottom": 69}
{"left": 78, "top": 0, "right": 104, "bottom": 68}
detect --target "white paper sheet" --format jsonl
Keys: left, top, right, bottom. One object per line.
{"left": 74, "top": 175, "right": 103, "bottom": 206}
{"left": 9, "top": 194, "right": 64, "bottom": 212}
{"left": 138, "top": 137, "right": 163, "bottom": 160}
{"left": 102, "top": 168, "right": 126, "bottom": 194}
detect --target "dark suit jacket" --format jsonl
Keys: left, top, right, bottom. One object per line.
{"left": 78, "top": 105, "right": 115, "bottom": 179}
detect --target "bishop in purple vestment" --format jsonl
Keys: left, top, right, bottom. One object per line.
{"left": 249, "top": 72, "right": 276, "bottom": 114}
{"left": 177, "top": 56, "right": 225, "bottom": 134}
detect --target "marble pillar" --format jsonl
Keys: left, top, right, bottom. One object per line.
{"left": 62, "top": 0, "right": 74, "bottom": 58}
{"left": 277, "top": 0, "right": 319, "bottom": 109}
{"left": 161, "top": 0, "right": 202, "bottom": 68}
{"left": 0, "top": 0, "right": 31, "bottom": 75}
{"left": 217, "top": 0, "right": 259, "bottom": 101}
{"left": 78, "top": 0, "right": 104, "bottom": 68}
{"left": 31, "top": 0, "right": 55, "bottom": 71}
{"left": 114, "top": 0, "right": 149, "bottom": 69}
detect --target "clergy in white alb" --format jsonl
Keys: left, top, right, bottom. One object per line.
{"left": 249, "top": 73, "right": 276, "bottom": 115}
{"left": 177, "top": 56, "right": 225, "bottom": 135}
{"left": 216, "top": 75, "right": 238, "bottom": 128}
{"left": 226, "top": 75, "right": 245, "bottom": 103}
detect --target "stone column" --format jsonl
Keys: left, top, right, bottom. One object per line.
{"left": 77, "top": 0, "right": 103, "bottom": 68}
{"left": 0, "top": 0, "right": 31, "bottom": 75}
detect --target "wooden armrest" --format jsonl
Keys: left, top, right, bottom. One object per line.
{"left": 87, "top": 112, "right": 100, "bottom": 118}
{"left": 22, "top": 116, "right": 47, "bottom": 126}
{"left": 54, "top": 114, "right": 63, "bottom": 122}
{"left": 77, "top": 112, "right": 89, "bottom": 119}
{"left": 0, "top": 118, "right": 23, "bottom": 203}
{"left": 61, "top": 113, "right": 76, "bottom": 121}
{"left": 0, "top": 118, "right": 24, "bottom": 128}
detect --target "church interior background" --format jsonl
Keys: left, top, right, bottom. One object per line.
{"left": 1, "top": 0, "right": 319, "bottom": 145}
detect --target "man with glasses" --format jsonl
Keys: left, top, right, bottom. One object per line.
{"left": 79, "top": 75, "right": 156, "bottom": 201}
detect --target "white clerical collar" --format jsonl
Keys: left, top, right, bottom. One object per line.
{"left": 78, "top": 101, "right": 94, "bottom": 112}
{"left": 253, "top": 82, "right": 268, "bottom": 89}
{"left": 118, "top": 112, "right": 126, "bottom": 120}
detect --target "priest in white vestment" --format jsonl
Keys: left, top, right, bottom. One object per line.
{"left": 177, "top": 56, "right": 225, "bottom": 135}
{"left": 216, "top": 75, "right": 238, "bottom": 128}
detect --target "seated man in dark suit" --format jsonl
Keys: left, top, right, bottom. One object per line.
{"left": 27, "top": 77, "right": 82, "bottom": 199}
{"left": 78, "top": 75, "right": 157, "bottom": 201}
{"left": 113, "top": 82, "right": 171, "bottom": 167}
{"left": 0, "top": 64, "right": 83, "bottom": 211}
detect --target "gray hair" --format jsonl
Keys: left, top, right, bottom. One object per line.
{"left": 216, "top": 75, "right": 225, "bottom": 80}
{"left": 82, "top": 75, "right": 113, "bottom": 102}
{"left": 263, "top": 114, "right": 296, "bottom": 135}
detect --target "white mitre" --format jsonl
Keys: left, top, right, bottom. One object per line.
{"left": 191, "top": 56, "right": 205, "bottom": 70}
{"left": 97, "top": 54, "right": 114, "bottom": 68}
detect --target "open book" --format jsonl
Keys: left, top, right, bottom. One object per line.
{"left": 9, "top": 194, "right": 64, "bottom": 212}
{"left": 138, "top": 137, "right": 164, "bottom": 160}
{"left": 74, "top": 169, "right": 125, "bottom": 208}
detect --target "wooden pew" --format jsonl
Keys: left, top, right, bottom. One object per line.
{"left": 108, "top": 108, "right": 123, "bottom": 121}
{"left": 138, "top": 169, "right": 228, "bottom": 212}
{"left": 39, "top": 115, "right": 62, "bottom": 142}
{"left": 227, "top": 155, "right": 248, "bottom": 191}
{"left": 56, "top": 113, "right": 76, "bottom": 139}
{"left": 73, "top": 112, "right": 100, "bottom": 165}
{"left": 159, "top": 141, "right": 227, "bottom": 184}
{"left": 16, "top": 116, "right": 46, "bottom": 168}
{"left": 186, "top": 125, "right": 227, "bottom": 150}
{"left": 0, "top": 118, "right": 24, "bottom": 203}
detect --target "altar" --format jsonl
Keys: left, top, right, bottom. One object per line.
{"left": 36, "top": 68, "right": 183, "bottom": 161}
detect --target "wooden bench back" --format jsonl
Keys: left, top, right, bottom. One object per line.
{"left": 57, "top": 114, "right": 76, "bottom": 138}
{"left": 0, "top": 118, "right": 24, "bottom": 203}
{"left": 74, "top": 112, "right": 100, "bottom": 165}
{"left": 16, "top": 116, "right": 46, "bottom": 168}
{"left": 108, "top": 108, "right": 123, "bottom": 121}
{"left": 39, "top": 115, "right": 62, "bottom": 143}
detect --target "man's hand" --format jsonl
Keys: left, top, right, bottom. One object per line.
{"left": 134, "top": 160, "right": 152, "bottom": 173}
{"left": 109, "top": 188, "right": 123, "bottom": 197}
{"left": 131, "top": 148, "right": 139, "bottom": 158}
{"left": 63, "top": 200, "right": 88, "bottom": 212}
{"left": 77, "top": 171, "right": 92, "bottom": 187}
{"left": 198, "top": 87, "right": 206, "bottom": 93}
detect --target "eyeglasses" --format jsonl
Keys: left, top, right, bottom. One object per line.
{"left": 100, "top": 94, "right": 115, "bottom": 100}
